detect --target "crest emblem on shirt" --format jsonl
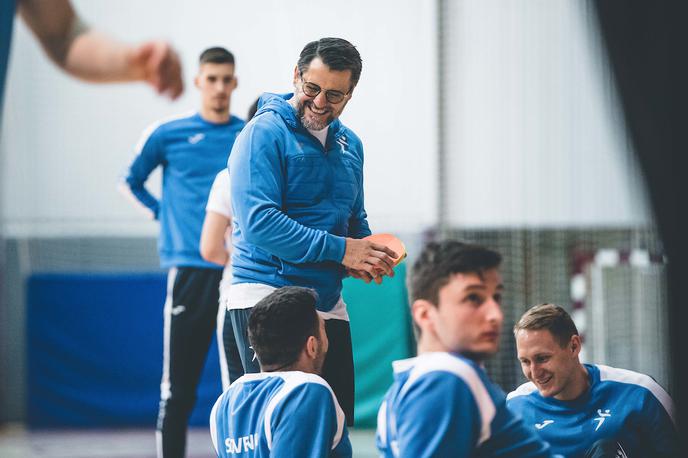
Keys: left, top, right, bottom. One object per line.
{"left": 188, "top": 133, "right": 205, "bottom": 144}
{"left": 593, "top": 409, "right": 611, "bottom": 431}
{"left": 535, "top": 419, "right": 554, "bottom": 430}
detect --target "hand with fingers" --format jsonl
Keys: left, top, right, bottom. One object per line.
{"left": 341, "top": 238, "right": 398, "bottom": 284}
{"left": 130, "top": 40, "right": 184, "bottom": 100}
{"left": 346, "top": 267, "right": 374, "bottom": 284}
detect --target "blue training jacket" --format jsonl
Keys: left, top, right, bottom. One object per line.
{"left": 121, "top": 112, "right": 245, "bottom": 268}
{"left": 229, "top": 93, "right": 371, "bottom": 311}
{"left": 506, "top": 363, "right": 677, "bottom": 457}
{"left": 376, "top": 352, "right": 553, "bottom": 458}
{"left": 210, "top": 371, "right": 352, "bottom": 458}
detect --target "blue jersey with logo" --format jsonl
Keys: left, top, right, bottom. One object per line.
{"left": 210, "top": 371, "right": 352, "bottom": 458}
{"left": 228, "top": 93, "right": 371, "bottom": 312}
{"left": 376, "top": 352, "right": 552, "bottom": 458}
{"left": 506, "top": 364, "right": 677, "bottom": 457}
{"left": 121, "top": 112, "right": 244, "bottom": 268}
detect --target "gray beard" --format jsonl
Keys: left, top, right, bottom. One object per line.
{"left": 298, "top": 102, "right": 332, "bottom": 130}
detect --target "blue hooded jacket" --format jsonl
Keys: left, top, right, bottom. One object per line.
{"left": 229, "top": 93, "right": 371, "bottom": 311}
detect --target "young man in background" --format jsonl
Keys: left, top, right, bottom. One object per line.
{"left": 120, "top": 47, "right": 244, "bottom": 458}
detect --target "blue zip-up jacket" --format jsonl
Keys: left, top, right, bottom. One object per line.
{"left": 121, "top": 112, "right": 245, "bottom": 268}
{"left": 229, "top": 93, "right": 371, "bottom": 311}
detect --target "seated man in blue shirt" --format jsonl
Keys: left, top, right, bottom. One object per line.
{"left": 210, "top": 286, "right": 352, "bottom": 458}
{"left": 376, "top": 240, "right": 552, "bottom": 457}
{"left": 507, "top": 303, "right": 677, "bottom": 458}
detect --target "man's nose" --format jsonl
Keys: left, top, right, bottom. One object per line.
{"left": 312, "top": 91, "right": 328, "bottom": 108}
{"left": 485, "top": 299, "right": 503, "bottom": 324}
{"left": 532, "top": 363, "right": 544, "bottom": 377}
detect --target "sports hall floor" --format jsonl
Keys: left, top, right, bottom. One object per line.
{"left": 0, "top": 425, "right": 377, "bottom": 458}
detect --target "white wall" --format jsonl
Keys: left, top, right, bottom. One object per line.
{"left": 1, "top": 0, "right": 438, "bottom": 236}
{"left": 1, "top": 0, "right": 653, "bottom": 237}
{"left": 441, "top": 0, "right": 651, "bottom": 228}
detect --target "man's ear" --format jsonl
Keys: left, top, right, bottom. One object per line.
{"left": 293, "top": 65, "right": 300, "bottom": 86}
{"left": 194, "top": 74, "right": 201, "bottom": 89}
{"left": 305, "top": 335, "right": 317, "bottom": 359}
{"left": 412, "top": 299, "right": 435, "bottom": 334}
{"left": 570, "top": 334, "right": 582, "bottom": 357}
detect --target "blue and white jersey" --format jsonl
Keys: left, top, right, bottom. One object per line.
{"left": 210, "top": 371, "right": 352, "bottom": 458}
{"left": 506, "top": 364, "right": 677, "bottom": 457}
{"left": 120, "top": 111, "right": 245, "bottom": 268}
{"left": 376, "top": 352, "right": 552, "bottom": 458}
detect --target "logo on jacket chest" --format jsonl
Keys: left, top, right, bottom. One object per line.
{"left": 593, "top": 408, "right": 612, "bottom": 431}
{"left": 535, "top": 419, "right": 554, "bottom": 430}
{"left": 188, "top": 133, "right": 205, "bottom": 144}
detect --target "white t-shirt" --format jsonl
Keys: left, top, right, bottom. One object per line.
{"left": 227, "top": 283, "right": 349, "bottom": 321}
{"left": 308, "top": 126, "right": 328, "bottom": 147}
{"left": 210, "top": 167, "right": 348, "bottom": 321}
{"left": 205, "top": 169, "right": 233, "bottom": 306}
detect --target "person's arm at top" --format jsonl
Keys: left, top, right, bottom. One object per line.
{"left": 230, "top": 120, "right": 396, "bottom": 278}
{"left": 18, "top": 0, "right": 183, "bottom": 99}
{"left": 118, "top": 125, "right": 164, "bottom": 220}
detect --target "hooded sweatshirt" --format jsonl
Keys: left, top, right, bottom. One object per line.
{"left": 228, "top": 93, "right": 371, "bottom": 311}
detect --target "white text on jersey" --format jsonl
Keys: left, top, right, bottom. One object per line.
{"left": 225, "top": 433, "right": 259, "bottom": 454}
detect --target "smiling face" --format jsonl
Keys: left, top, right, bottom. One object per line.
{"left": 290, "top": 57, "right": 352, "bottom": 130}
{"left": 414, "top": 268, "right": 504, "bottom": 360}
{"left": 516, "top": 328, "right": 584, "bottom": 400}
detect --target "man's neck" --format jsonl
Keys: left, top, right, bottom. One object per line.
{"left": 262, "top": 361, "right": 316, "bottom": 374}
{"left": 417, "top": 336, "right": 449, "bottom": 354}
{"left": 555, "top": 363, "right": 590, "bottom": 401}
{"left": 199, "top": 106, "right": 230, "bottom": 124}
{"left": 416, "top": 338, "right": 485, "bottom": 364}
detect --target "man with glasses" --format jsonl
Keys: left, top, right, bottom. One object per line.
{"left": 227, "top": 37, "right": 397, "bottom": 426}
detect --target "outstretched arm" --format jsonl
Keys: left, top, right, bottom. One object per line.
{"left": 18, "top": 0, "right": 183, "bottom": 99}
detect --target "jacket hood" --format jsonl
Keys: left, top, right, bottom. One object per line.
{"left": 255, "top": 92, "right": 343, "bottom": 136}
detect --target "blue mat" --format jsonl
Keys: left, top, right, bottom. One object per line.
{"left": 26, "top": 273, "right": 222, "bottom": 427}
{"left": 26, "top": 270, "right": 414, "bottom": 428}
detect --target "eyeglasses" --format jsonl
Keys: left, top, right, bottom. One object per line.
{"left": 301, "top": 81, "right": 350, "bottom": 104}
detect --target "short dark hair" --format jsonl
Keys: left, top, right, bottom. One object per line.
{"left": 297, "top": 37, "right": 362, "bottom": 89}
{"left": 409, "top": 240, "right": 502, "bottom": 306}
{"left": 248, "top": 286, "right": 320, "bottom": 368}
{"left": 199, "top": 47, "right": 235, "bottom": 65}
{"left": 514, "top": 303, "right": 579, "bottom": 348}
